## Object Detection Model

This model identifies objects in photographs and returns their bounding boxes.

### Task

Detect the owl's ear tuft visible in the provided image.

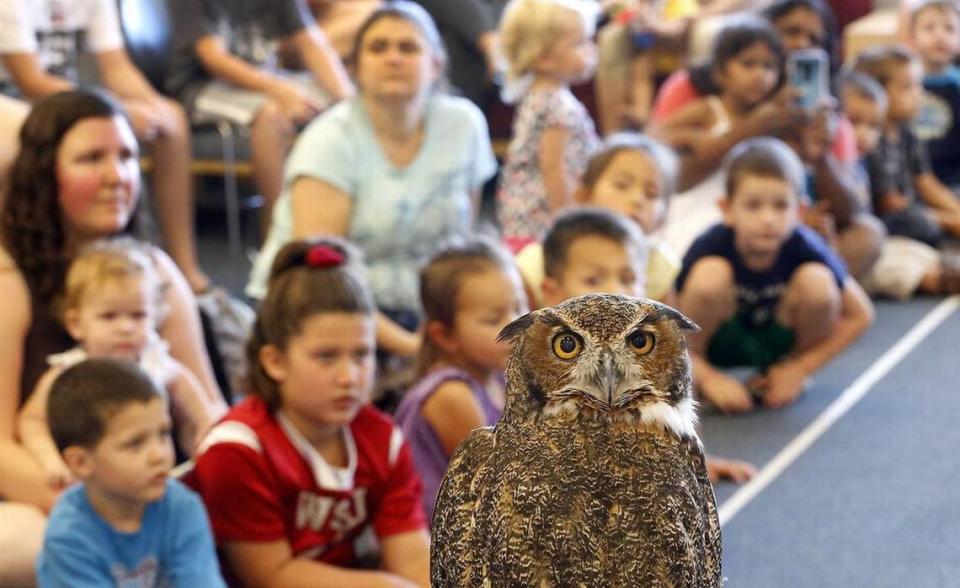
[656,305,700,333]
[497,312,535,343]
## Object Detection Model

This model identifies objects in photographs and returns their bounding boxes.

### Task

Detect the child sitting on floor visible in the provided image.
[395,237,528,520]
[189,237,429,586]
[37,358,224,586]
[676,137,874,414]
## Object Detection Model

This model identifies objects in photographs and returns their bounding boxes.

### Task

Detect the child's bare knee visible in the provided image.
[683,257,735,300]
[788,262,840,310]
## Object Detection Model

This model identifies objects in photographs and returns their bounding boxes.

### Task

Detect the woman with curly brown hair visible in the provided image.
[0,89,225,586]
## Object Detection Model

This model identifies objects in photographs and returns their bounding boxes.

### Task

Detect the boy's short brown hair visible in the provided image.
[724,137,806,199]
[48,358,162,452]
[850,44,919,89]
[542,207,649,279]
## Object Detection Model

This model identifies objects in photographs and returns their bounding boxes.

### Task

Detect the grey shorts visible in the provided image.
[182,70,331,126]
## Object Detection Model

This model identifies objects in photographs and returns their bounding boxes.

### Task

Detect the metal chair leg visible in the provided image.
[214,119,243,268]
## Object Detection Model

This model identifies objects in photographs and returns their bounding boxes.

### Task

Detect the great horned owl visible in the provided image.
[431,294,722,587]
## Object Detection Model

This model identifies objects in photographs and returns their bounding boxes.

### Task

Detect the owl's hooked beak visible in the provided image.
[596,351,621,405]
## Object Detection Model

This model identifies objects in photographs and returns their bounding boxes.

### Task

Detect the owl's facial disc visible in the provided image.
[553,348,658,410]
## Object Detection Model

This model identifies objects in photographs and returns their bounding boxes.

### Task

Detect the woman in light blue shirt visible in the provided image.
[248,1,497,356]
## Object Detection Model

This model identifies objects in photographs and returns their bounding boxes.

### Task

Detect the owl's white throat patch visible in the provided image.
[633,396,700,440]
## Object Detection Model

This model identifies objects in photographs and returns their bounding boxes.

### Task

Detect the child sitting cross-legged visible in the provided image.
[37,358,225,586]
[676,137,874,414]
[189,237,429,587]
[394,237,529,521]
[542,207,756,483]
[18,238,224,492]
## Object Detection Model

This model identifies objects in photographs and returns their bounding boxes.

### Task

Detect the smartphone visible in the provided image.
[787,48,829,112]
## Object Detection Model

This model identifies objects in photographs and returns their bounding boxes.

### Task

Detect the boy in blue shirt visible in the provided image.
[37,359,224,587]
[910,0,960,187]
[677,137,874,414]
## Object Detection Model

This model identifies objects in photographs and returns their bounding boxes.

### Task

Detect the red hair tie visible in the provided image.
[615,8,636,25]
[304,245,345,268]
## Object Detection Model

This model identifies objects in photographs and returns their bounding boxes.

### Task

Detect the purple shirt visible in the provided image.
[394,367,502,522]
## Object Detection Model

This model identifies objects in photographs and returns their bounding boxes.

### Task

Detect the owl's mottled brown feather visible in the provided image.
[431,295,722,586]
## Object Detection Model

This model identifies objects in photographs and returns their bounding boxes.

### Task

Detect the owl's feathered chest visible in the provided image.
[433,417,718,586]
[493,417,702,513]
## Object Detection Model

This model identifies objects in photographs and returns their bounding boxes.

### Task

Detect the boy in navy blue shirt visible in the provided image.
[677,137,874,413]
[910,0,960,187]
[36,359,224,587]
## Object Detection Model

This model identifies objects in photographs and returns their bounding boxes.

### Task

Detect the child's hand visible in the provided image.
[41,456,75,491]
[747,86,806,137]
[699,370,754,414]
[879,192,911,214]
[802,202,838,247]
[755,360,810,408]
[705,455,757,484]
[799,103,838,162]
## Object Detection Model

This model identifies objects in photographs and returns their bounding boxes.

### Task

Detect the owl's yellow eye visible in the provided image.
[552,332,582,360]
[628,330,655,354]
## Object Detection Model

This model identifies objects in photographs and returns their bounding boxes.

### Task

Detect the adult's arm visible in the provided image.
[95,49,164,101]
[0,258,58,509]
[0,53,73,99]
[194,35,297,95]
[291,177,421,356]
[194,34,324,123]
[0,95,28,183]
[151,249,227,409]
[291,25,354,102]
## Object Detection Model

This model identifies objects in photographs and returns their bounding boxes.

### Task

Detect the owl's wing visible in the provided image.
[430,426,496,587]
[685,438,723,586]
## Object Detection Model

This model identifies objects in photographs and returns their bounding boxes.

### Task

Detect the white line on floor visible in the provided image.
[718,295,960,527]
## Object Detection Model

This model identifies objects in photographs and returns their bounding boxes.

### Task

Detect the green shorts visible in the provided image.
[707,317,795,369]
